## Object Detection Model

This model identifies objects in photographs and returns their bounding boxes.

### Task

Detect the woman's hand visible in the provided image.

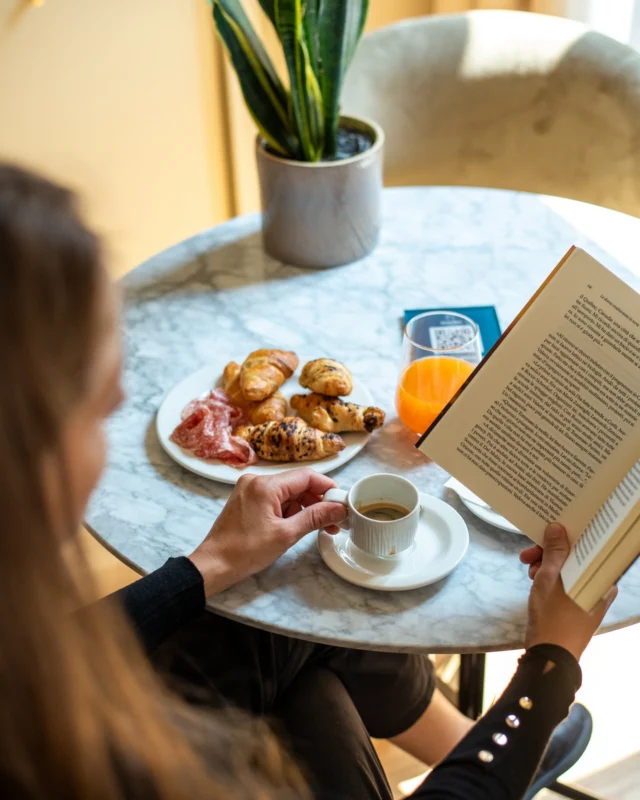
[521,522,617,661]
[188,468,347,597]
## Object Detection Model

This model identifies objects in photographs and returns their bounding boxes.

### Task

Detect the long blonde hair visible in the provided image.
[0,165,309,799]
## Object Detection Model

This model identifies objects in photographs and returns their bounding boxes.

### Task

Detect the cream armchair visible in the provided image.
[342,10,640,217]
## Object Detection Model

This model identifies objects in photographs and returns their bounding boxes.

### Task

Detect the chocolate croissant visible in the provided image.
[239,349,299,402]
[236,417,345,462]
[299,358,353,396]
[223,362,287,424]
[290,393,385,433]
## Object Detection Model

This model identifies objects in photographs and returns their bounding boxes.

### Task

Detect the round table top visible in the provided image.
[86,186,640,654]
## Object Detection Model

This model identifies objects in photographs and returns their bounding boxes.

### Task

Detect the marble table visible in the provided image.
[87,186,640,658]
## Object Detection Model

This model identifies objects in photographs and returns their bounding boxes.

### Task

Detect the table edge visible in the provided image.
[84,521,640,651]
[203,596,638,655]
[84,522,146,578]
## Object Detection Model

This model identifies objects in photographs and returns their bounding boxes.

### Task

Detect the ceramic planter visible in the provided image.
[256,116,384,268]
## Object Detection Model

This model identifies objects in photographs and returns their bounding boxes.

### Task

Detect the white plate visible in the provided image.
[317,493,469,591]
[156,361,375,484]
[444,478,523,535]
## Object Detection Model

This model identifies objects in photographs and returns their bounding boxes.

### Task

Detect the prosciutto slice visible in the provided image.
[170,389,257,468]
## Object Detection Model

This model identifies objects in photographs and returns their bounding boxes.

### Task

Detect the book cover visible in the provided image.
[404,306,502,357]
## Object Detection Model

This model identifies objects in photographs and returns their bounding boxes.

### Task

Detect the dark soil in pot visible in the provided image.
[328,126,374,161]
[265,124,374,162]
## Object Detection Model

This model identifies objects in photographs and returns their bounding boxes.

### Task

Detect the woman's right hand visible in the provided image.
[521,522,617,661]
[188,468,347,597]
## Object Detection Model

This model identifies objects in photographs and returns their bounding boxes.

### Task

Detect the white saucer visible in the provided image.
[317,493,469,591]
[444,478,523,535]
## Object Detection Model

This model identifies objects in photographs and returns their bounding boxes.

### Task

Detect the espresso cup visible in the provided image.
[323,473,421,557]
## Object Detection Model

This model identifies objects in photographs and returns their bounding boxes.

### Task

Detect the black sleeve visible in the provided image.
[408,644,582,800]
[108,557,206,652]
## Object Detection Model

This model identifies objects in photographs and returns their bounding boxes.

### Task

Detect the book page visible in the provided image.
[572,514,640,611]
[561,459,640,592]
[418,248,640,545]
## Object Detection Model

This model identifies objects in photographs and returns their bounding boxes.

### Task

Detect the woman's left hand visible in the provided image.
[523,523,616,660]
[188,468,347,597]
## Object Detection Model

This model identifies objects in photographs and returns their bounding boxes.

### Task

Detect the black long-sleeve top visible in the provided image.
[115,558,582,800]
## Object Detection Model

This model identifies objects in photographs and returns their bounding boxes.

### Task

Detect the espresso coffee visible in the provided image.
[359,502,410,522]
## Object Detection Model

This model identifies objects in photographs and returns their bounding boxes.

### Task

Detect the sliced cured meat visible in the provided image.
[181,389,228,421]
[170,389,256,468]
[192,425,257,466]
[170,406,210,451]
[181,389,247,429]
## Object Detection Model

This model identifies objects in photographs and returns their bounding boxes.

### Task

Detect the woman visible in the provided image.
[0,164,615,799]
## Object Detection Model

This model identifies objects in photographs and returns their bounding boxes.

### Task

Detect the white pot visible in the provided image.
[256,116,384,268]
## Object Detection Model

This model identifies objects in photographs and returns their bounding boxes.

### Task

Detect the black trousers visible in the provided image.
[151,610,436,800]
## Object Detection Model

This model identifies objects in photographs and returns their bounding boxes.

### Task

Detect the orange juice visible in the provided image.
[396,357,475,434]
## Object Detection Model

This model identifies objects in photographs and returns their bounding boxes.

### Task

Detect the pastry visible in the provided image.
[290,393,385,433]
[223,362,287,424]
[299,358,353,396]
[247,392,288,425]
[239,349,299,402]
[236,417,345,462]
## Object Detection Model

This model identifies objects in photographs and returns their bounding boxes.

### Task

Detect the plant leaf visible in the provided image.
[275,0,324,161]
[257,0,277,26]
[344,0,369,66]
[317,0,369,156]
[303,0,320,77]
[214,0,285,97]
[213,5,297,156]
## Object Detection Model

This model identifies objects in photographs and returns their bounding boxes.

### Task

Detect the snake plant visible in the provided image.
[210,0,369,161]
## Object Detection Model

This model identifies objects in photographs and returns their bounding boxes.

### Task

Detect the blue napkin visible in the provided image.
[403,305,502,357]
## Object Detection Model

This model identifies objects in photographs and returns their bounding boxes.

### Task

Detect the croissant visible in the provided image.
[299,358,353,396]
[290,393,385,433]
[223,362,287,424]
[239,349,299,402]
[236,417,345,462]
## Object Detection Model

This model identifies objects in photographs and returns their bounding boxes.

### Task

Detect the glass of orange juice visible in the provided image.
[396,311,482,435]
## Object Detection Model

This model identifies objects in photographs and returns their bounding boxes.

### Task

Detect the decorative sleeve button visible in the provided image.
[519,696,534,710]
[478,750,494,763]
[506,714,520,729]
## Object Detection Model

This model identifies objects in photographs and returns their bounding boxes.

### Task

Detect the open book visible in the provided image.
[417,247,640,612]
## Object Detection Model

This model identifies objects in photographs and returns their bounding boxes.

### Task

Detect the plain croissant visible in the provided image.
[223,362,287,424]
[299,358,353,396]
[290,393,385,433]
[236,417,345,462]
[240,349,299,402]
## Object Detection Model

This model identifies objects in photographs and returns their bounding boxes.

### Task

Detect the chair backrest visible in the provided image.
[342,10,640,217]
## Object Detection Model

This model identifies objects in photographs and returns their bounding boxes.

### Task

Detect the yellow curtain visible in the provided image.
[222,0,568,218]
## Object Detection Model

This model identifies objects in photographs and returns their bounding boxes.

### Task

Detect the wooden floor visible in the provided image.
[573,752,640,800]
[79,527,137,596]
[373,739,640,799]
[83,529,640,799]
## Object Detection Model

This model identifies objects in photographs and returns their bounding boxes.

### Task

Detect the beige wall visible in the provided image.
[367,0,565,17]
[0,1,568,273]
[225,0,567,216]
[367,0,432,30]
[366,0,565,26]
[0,0,232,277]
